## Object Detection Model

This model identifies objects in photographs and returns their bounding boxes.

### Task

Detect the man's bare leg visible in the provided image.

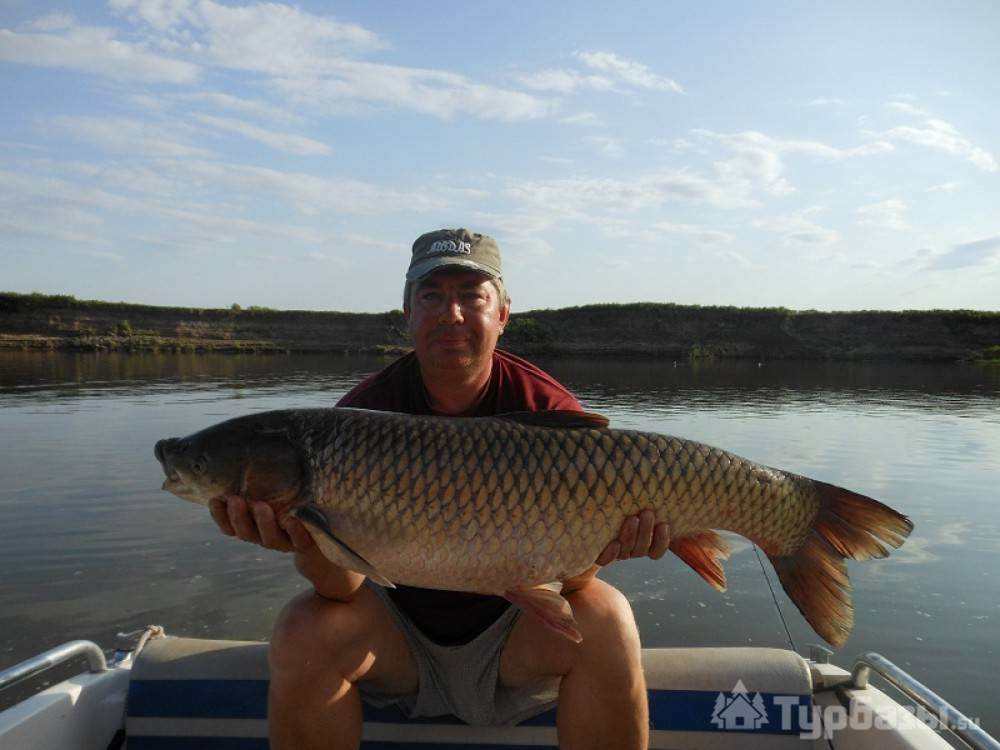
[268,586,418,750]
[500,578,647,750]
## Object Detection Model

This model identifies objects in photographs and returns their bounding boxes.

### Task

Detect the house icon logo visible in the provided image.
[710,679,769,730]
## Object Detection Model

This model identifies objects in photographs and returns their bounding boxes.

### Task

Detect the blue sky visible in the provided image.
[2,1,998,312]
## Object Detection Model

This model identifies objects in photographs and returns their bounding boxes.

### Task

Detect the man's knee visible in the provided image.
[567,580,642,666]
[269,590,372,681]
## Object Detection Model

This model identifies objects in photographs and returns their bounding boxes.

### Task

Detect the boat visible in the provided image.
[1,625,996,749]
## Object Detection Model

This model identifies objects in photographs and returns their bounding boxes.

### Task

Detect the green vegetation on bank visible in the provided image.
[0,291,351,318]
[2,291,998,361]
[533,299,1000,320]
[976,345,1000,363]
[4,291,1000,321]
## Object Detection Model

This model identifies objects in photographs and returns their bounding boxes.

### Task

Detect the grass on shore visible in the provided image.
[976,345,1000,363]
[4,290,999,320]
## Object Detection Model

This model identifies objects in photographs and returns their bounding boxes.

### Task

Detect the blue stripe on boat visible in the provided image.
[360,745,554,750]
[129,741,553,750]
[129,680,268,720]
[127,740,270,750]
[128,679,810,734]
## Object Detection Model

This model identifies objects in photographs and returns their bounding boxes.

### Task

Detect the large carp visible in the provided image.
[154,407,912,647]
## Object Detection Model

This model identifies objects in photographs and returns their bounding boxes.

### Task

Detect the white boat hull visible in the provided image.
[1,630,985,750]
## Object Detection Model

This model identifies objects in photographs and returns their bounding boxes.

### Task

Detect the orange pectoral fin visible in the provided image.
[670,531,732,592]
[504,583,583,643]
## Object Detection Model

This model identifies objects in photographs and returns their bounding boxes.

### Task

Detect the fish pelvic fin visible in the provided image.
[294,504,396,589]
[670,531,731,591]
[504,583,583,643]
[769,482,913,649]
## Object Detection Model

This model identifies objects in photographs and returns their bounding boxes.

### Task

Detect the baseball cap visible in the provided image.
[406,228,503,282]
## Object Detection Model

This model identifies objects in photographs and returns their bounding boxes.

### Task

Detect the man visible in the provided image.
[210,229,671,749]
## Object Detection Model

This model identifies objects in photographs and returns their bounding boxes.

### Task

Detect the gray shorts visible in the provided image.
[359,582,560,726]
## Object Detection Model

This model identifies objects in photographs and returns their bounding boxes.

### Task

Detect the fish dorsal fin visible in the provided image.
[496,410,609,429]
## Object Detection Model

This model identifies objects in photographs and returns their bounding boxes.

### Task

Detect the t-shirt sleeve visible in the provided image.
[335,354,421,412]
[493,349,583,413]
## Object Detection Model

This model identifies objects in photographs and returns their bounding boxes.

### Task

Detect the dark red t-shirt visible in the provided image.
[337,348,582,645]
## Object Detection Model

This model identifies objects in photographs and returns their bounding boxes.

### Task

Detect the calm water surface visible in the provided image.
[1,352,998,732]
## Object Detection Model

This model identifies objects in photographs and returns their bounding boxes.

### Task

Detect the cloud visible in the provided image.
[559,112,604,126]
[516,51,682,96]
[26,11,76,32]
[881,119,997,172]
[110,0,384,73]
[179,92,302,124]
[174,160,445,215]
[924,236,1000,270]
[308,251,351,265]
[927,181,961,193]
[584,135,624,158]
[5,4,550,123]
[0,202,108,246]
[691,129,894,200]
[192,114,332,155]
[576,51,684,93]
[516,69,612,93]
[506,168,760,215]
[51,116,213,158]
[886,100,930,117]
[157,206,327,248]
[752,210,840,246]
[4,151,446,250]
[272,61,552,121]
[695,129,894,161]
[582,216,746,267]
[653,222,735,246]
[857,199,908,231]
[0,21,200,83]
[806,97,846,107]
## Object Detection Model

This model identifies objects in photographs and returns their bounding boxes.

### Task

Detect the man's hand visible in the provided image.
[208,495,364,600]
[595,509,671,566]
[208,495,315,553]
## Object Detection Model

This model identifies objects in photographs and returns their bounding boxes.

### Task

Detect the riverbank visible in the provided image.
[2,292,998,361]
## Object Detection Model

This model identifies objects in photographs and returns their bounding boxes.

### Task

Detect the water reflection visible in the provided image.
[0,351,396,404]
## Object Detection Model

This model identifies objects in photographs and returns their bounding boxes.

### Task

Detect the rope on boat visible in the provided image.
[115,625,165,657]
[752,543,797,651]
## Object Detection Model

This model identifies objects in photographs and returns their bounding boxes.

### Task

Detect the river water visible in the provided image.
[0,351,997,733]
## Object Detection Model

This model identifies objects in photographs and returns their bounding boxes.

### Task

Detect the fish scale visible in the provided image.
[155,406,913,647]
[308,410,790,590]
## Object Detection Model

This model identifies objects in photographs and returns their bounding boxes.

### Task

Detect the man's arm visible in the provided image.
[209,496,366,601]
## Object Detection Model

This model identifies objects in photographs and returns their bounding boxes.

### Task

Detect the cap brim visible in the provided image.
[406,256,501,281]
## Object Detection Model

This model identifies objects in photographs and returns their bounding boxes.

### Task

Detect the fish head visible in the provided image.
[155,414,304,508]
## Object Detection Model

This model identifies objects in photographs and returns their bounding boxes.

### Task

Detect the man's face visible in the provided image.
[405,268,509,374]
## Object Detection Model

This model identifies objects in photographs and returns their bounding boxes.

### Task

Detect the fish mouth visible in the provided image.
[161,474,188,494]
[161,474,204,504]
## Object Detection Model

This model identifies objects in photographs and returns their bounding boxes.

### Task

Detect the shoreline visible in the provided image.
[3,291,998,362]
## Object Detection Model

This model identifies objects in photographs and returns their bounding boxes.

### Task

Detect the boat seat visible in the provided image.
[126,636,816,749]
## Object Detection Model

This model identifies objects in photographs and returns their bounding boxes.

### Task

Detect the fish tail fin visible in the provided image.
[768,481,913,648]
[670,531,731,591]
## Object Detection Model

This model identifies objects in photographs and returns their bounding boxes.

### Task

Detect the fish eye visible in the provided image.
[192,455,208,474]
